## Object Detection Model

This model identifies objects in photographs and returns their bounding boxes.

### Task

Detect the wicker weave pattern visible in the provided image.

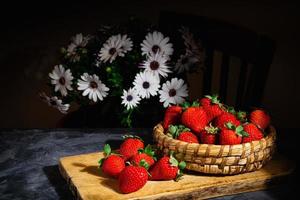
[153,123,276,175]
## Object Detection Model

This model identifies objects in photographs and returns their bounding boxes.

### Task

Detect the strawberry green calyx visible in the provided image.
[226,106,236,115]
[139,159,152,177]
[205,94,222,106]
[168,152,186,181]
[225,122,249,137]
[168,154,186,170]
[168,125,177,137]
[138,144,157,161]
[176,160,186,181]
[236,111,247,122]
[98,144,112,166]
[169,154,179,167]
[178,161,186,170]
[191,101,200,107]
[104,144,112,156]
[181,101,199,110]
[144,145,155,157]
[122,134,144,142]
[204,123,219,134]
[225,122,235,130]
[181,101,190,109]
[139,159,150,170]
[167,125,191,139]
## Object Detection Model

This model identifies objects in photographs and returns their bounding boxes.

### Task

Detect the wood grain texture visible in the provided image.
[59,152,294,200]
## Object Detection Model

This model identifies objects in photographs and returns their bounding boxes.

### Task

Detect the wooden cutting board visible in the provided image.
[59,152,294,200]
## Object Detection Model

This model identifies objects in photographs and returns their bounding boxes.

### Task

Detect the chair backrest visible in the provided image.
[158,11,275,109]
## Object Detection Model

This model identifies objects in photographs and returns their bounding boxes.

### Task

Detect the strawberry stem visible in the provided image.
[204,123,219,134]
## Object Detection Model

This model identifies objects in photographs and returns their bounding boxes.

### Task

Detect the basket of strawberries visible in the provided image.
[153,95,276,175]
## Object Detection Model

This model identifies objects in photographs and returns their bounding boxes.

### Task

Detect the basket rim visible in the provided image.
[153,122,276,148]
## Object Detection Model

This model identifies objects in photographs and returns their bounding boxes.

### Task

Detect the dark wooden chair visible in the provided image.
[158,11,276,109]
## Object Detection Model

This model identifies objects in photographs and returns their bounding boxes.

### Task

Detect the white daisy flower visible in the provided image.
[77,73,109,102]
[141,31,173,59]
[121,88,141,110]
[133,71,160,99]
[140,53,171,78]
[66,33,90,62]
[174,54,201,74]
[159,78,188,107]
[180,27,203,56]
[98,34,133,63]
[67,33,90,53]
[49,65,73,96]
[39,92,70,114]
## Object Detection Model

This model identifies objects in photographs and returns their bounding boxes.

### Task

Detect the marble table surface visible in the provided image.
[0,129,297,200]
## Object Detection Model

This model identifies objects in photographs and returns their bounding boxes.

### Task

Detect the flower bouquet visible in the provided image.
[40,19,205,127]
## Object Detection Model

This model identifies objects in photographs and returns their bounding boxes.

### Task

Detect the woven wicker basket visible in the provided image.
[153,123,276,175]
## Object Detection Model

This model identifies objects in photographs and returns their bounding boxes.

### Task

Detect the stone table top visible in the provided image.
[0,129,297,200]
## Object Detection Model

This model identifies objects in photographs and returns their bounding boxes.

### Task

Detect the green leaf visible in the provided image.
[103,144,111,156]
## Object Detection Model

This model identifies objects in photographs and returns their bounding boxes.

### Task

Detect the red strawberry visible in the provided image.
[199,97,211,108]
[131,154,154,168]
[163,106,182,130]
[119,135,144,161]
[219,123,248,145]
[181,107,208,133]
[118,165,148,194]
[130,145,156,168]
[200,95,221,107]
[200,95,224,122]
[249,109,270,129]
[226,106,248,123]
[214,112,241,129]
[149,155,186,181]
[168,125,199,143]
[199,123,219,144]
[99,144,125,178]
[178,131,199,143]
[242,123,264,143]
[205,105,224,122]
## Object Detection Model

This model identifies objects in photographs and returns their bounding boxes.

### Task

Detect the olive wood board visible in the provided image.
[59,152,295,200]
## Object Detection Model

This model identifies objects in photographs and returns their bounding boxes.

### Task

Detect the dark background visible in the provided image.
[0,0,299,129]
